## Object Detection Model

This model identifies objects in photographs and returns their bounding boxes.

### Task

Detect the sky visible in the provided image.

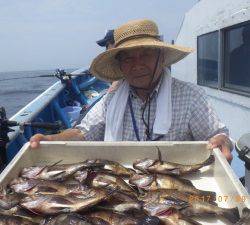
[0,0,198,72]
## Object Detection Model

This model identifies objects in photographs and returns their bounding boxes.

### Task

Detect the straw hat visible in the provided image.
[90,19,193,82]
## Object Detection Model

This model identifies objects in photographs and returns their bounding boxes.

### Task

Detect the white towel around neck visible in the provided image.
[104,69,172,141]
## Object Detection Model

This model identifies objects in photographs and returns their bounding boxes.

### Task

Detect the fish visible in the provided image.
[88,172,137,196]
[129,173,216,201]
[133,149,215,176]
[85,159,135,177]
[139,189,202,206]
[111,190,139,203]
[9,177,39,194]
[141,189,189,216]
[95,189,142,213]
[111,202,142,213]
[0,214,38,225]
[20,187,110,215]
[88,211,162,225]
[236,207,250,225]
[0,206,43,224]
[143,202,181,217]
[20,161,103,181]
[157,208,202,225]
[41,213,94,225]
[0,186,22,210]
[140,189,240,224]
[97,201,143,214]
[10,177,88,196]
[87,210,148,225]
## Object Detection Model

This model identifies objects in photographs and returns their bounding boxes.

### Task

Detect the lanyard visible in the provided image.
[128,95,141,141]
[128,95,164,141]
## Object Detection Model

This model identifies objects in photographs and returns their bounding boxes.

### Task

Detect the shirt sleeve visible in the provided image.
[75,94,109,141]
[189,88,229,141]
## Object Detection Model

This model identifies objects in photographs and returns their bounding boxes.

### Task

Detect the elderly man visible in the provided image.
[30,19,233,162]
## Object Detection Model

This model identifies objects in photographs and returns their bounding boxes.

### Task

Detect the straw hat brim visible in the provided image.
[90,37,193,82]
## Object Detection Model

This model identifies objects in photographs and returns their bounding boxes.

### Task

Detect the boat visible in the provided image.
[0,68,109,167]
[172,0,250,191]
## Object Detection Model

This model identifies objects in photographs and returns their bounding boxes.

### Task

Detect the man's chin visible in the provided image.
[130,82,150,89]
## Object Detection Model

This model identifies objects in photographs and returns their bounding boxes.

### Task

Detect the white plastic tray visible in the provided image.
[0,141,249,224]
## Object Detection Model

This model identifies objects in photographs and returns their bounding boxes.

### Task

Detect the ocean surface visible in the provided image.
[0,69,74,118]
[0,69,245,178]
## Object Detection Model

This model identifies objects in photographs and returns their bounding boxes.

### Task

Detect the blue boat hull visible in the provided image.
[6,70,109,163]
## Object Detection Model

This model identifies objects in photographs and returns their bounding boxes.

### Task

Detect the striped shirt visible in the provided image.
[76,77,228,141]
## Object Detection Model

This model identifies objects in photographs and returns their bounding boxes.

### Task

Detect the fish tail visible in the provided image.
[172,209,202,225]
[202,155,215,167]
[236,207,250,225]
[198,190,217,202]
[241,207,250,217]
[220,207,240,223]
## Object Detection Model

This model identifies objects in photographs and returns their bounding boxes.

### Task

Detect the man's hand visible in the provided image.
[208,133,233,163]
[30,134,53,149]
[29,129,85,149]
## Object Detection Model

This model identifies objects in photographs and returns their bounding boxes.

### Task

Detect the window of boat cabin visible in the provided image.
[197,31,219,88]
[224,22,250,94]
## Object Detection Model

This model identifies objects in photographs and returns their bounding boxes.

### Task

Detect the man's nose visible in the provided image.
[132,55,145,66]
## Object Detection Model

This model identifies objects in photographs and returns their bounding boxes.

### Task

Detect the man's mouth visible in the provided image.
[133,73,150,78]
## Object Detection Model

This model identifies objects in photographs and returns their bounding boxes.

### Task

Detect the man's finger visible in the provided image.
[30,141,39,149]
[29,134,45,149]
[221,146,233,162]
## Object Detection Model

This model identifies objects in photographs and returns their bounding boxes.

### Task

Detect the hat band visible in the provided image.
[115,34,162,47]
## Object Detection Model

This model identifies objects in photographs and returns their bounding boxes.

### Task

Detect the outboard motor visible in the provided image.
[235,133,250,192]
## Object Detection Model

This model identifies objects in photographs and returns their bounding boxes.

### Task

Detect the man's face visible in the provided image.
[117,48,164,88]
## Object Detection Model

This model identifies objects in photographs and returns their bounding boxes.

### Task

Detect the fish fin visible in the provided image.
[220,207,240,223]
[49,160,63,167]
[34,166,47,177]
[61,207,71,213]
[137,216,161,225]
[168,168,181,175]
[85,162,105,169]
[105,185,120,196]
[180,206,195,216]
[156,146,163,165]
[202,155,215,167]
[178,177,195,187]
[209,199,218,206]
[137,187,145,195]
[164,196,189,208]
[25,208,43,216]
[35,160,63,177]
